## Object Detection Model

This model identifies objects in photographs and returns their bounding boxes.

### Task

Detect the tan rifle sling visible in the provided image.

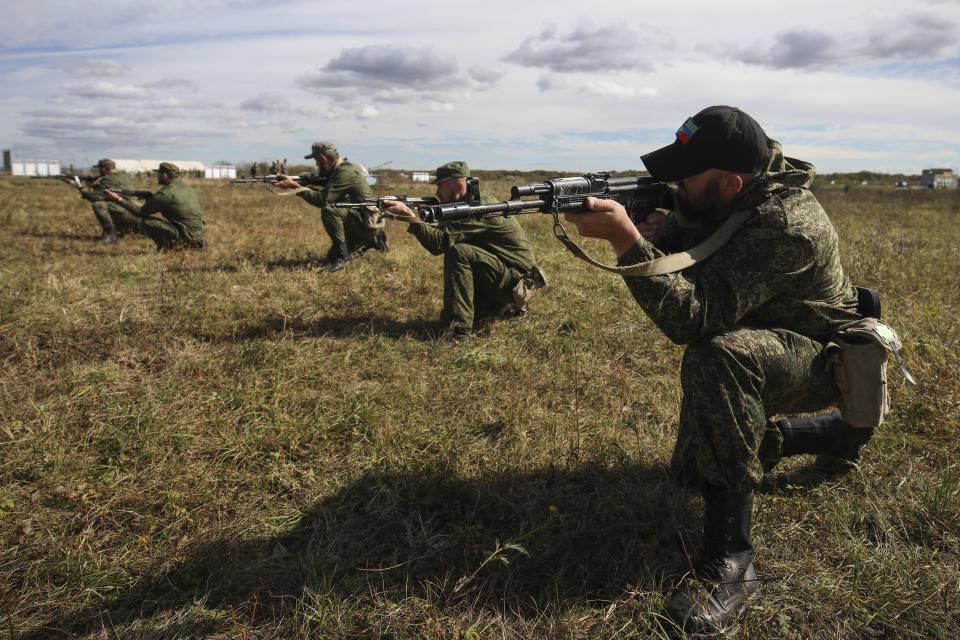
[550,208,754,277]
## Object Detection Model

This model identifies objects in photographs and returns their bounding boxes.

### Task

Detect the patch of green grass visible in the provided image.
[0,178,958,638]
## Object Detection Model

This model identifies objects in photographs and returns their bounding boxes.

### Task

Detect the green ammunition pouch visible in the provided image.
[825,318,914,429]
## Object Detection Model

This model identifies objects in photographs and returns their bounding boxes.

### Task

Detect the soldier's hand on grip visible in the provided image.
[272,176,300,189]
[635,210,668,244]
[564,197,642,257]
[382,200,417,220]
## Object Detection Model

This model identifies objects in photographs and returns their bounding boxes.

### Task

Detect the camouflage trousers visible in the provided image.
[113,210,201,250]
[672,327,838,492]
[91,201,137,234]
[442,244,523,331]
[321,207,379,256]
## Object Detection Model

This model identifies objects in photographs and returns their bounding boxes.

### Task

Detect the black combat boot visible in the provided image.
[773,411,873,471]
[665,487,758,635]
[324,243,352,273]
[96,226,118,244]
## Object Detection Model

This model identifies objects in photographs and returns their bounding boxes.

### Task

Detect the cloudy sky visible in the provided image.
[2,0,959,173]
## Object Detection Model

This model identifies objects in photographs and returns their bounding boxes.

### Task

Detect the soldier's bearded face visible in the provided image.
[676,172,724,220]
[436,179,466,204]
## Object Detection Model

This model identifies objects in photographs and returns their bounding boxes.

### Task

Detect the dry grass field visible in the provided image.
[0,174,958,639]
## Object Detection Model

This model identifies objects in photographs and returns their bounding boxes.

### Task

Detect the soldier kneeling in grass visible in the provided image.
[383,161,547,342]
[565,106,902,634]
[104,162,205,251]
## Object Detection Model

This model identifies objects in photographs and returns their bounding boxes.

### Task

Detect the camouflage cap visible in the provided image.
[94,158,116,170]
[433,161,470,183]
[153,162,180,176]
[304,141,337,159]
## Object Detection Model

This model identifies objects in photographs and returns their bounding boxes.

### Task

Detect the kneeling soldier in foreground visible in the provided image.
[384,161,547,341]
[104,162,205,251]
[565,106,879,633]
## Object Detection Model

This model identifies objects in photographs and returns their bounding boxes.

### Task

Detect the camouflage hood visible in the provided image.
[740,140,816,206]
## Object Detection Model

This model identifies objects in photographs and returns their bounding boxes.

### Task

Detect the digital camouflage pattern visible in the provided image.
[297,160,379,252]
[117,177,204,248]
[86,172,136,233]
[408,204,538,331]
[618,141,861,491]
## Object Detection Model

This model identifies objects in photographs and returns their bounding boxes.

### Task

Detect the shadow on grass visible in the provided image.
[18,230,101,242]
[17,463,695,639]
[758,457,859,495]
[218,314,441,342]
[164,263,240,274]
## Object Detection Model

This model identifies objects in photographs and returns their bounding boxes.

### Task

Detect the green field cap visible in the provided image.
[434,161,470,183]
[305,141,338,159]
[94,158,116,170]
[154,162,181,176]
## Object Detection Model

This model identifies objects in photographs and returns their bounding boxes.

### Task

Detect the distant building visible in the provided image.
[920,168,957,189]
[205,164,237,180]
[3,149,60,176]
[411,170,432,183]
[111,159,207,175]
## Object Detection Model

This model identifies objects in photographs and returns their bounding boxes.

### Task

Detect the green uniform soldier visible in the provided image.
[104,162,205,251]
[274,141,387,272]
[384,161,547,341]
[565,106,872,633]
[85,159,137,244]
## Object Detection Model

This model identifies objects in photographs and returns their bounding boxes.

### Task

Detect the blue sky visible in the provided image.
[2,0,959,173]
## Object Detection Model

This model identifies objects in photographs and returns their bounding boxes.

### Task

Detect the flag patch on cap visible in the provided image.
[676,118,699,144]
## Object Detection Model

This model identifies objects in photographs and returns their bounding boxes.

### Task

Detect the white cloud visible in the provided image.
[66,81,151,99]
[240,93,316,116]
[504,23,659,72]
[581,81,659,99]
[467,66,502,87]
[732,15,959,69]
[2,1,960,172]
[357,105,382,119]
[57,58,130,77]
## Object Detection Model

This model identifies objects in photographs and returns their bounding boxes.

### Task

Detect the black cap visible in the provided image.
[641,106,771,182]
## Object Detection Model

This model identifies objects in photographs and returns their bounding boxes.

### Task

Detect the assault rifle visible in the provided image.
[331,195,440,210]
[97,188,153,200]
[418,173,673,224]
[32,174,99,186]
[231,173,329,188]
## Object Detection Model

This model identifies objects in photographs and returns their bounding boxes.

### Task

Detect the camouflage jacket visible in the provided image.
[85,172,134,202]
[120,178,204,241]
[297,160,373,210]
[619,141,859,344]
[408,200,537,273]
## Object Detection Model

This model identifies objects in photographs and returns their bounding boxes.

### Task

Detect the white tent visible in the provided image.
[110,159,206,174]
